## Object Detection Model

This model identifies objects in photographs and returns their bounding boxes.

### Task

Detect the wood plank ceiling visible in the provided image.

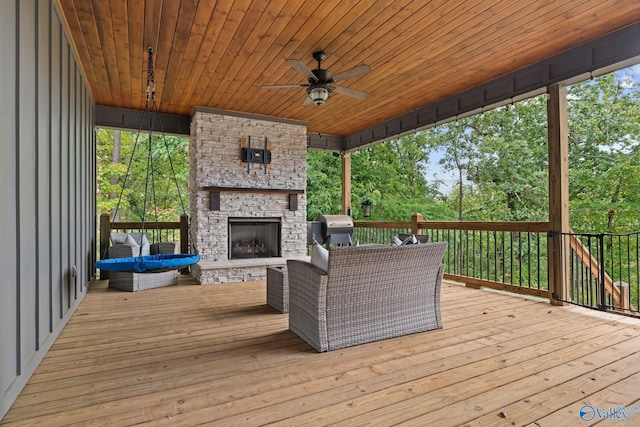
[58,0,640,137]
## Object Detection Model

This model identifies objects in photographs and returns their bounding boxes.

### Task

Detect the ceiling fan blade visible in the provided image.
[332,64,371,82]
[261,84,307,89]
[287,59,316,81]
[331,85,368,99]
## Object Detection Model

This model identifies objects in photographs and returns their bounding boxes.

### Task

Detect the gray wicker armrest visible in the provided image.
[287,259,329,352]
[151,242,176,255]
[108,244,137,259]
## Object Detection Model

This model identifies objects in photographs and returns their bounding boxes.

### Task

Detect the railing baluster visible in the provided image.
[636,233,639,310]
[536,233,541,290]
[527,232,531,287]
[479,230,483,280]
[493,231,498,282]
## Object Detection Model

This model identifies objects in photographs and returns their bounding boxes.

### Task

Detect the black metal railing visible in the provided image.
[557,231,639,316]
[354,219,639,316]
[352,225,412,246]
[429,228,549,292]
[354,221,551,298]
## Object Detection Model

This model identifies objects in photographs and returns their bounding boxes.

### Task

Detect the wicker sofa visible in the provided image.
[107,234,178,292]
[287,241,448,352]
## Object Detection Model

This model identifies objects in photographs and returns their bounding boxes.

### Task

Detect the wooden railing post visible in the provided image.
[99,213,110,280]
[548,84,570,306]
[411,213,424,235]
[614,282,630,311]
[180,214,189,254]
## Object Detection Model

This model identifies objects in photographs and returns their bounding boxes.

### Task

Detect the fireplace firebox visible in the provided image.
[228,218,281,260]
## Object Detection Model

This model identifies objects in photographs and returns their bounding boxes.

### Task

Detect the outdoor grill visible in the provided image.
[308,214,354,247]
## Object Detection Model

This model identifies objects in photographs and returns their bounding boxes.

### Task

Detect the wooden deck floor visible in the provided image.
[3,277,640,426]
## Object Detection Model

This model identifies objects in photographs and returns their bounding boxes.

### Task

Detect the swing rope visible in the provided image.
[97,47,199,271]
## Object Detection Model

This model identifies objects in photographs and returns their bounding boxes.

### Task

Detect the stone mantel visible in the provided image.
[201,186,304,194]
[203,186,304,211]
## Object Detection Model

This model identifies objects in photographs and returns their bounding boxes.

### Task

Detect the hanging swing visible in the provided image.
[95,47,200,273]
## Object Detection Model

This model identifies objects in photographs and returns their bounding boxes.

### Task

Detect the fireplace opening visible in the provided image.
[228,218,281,259]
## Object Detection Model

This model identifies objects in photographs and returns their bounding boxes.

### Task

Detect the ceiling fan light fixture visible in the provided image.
[309,86,330,105]
[262,51,371,106]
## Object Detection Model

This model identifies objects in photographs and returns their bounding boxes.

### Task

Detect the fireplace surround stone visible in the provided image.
[189,108,308,284]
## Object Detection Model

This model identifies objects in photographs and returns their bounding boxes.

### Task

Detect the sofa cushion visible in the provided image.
[111,232,150,256]
[123,234,143,256]
[391,235,416,246]
[399,233,429,244]
[131,233,150,256]
[110,232,130,245]
[392,234,426,246]
[310,242,329,272]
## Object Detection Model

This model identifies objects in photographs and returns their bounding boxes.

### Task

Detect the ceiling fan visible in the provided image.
[261,51,372,106]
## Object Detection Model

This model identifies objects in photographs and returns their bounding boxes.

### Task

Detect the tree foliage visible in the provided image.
[96,129,189,222]
[423,96,550,222]
[567,72,640,233]
[305,65,640,233]
[306,133,454,221]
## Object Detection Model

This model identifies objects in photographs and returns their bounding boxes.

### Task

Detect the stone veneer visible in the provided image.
[189,108,308,284]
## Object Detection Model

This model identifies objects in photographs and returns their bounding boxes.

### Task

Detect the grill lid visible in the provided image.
[317,214,354,236]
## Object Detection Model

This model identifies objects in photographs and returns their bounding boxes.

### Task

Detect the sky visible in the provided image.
[426,147,457,195]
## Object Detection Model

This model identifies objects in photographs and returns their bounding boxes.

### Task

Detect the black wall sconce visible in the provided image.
[361,199,372,218]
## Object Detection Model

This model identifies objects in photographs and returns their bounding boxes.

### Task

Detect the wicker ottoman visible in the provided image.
[267,266,288,313]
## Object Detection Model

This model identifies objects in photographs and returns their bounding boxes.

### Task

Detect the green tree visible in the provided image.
[468,97,549,222]
[306,134,453,221]
[568,72,640,233]
[97,128,132,217]
[423,120,479,220]
[424,96,549,222]
[306,150,343,220]
[307,66,640,230]
[96,129,189,222]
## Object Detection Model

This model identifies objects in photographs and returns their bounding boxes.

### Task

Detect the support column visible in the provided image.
[341,152,351,215]
[547,84,570,306]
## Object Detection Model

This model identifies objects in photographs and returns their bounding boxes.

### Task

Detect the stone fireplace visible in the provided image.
[189,108,308,284]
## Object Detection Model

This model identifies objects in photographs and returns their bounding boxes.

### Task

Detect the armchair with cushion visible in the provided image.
[287,242,448,352]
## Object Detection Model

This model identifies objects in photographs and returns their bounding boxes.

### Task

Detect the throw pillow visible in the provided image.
[391,236,403,246]
[123,233,142,256]
[128,233,151,256]
[399,233,429,244]
[110,232,129,245]
[310,242,329,272]
[402,234,418,245]
[140,233,151,256]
